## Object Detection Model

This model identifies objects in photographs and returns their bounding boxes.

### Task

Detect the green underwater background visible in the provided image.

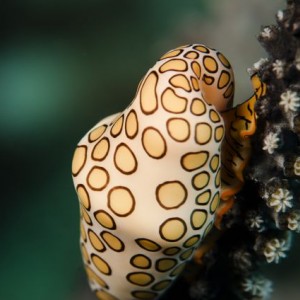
[1,0,299,299]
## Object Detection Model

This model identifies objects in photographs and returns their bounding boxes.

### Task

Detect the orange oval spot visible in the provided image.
[214,125,224,142]
[91,254,112,275]
[190,209,207,229]
[209,110,221,123]
[184,51,199,59]
[111,114,124,137]
[92,137,110,161]
[191,98,206,116]
[163,247,181,256]
[181,151,209,171]
[87,167,109,191]
[203,56,218,73]
[155,258,177,272]
[142,127,166,159]
[114,143,137,174]
[203,74,215,85]
[159,218,187,242]
[125,109,139,139]
[88,125,107,142]
[161,88,187,114]
[191,61,201,78]
[94,210,116,230]
[135,238,162,252]
[210,155,220,172]
[101,231,125,252]
[72,146,87,176]
[140,72,158,115]
[88,229,106,252]
[210,192,220,213]
[217,52,231,68]
[167,118,190,142]
[218,70,231,89]
[196,190,211,205]
[169,74,191,92]
[224,82,234,98]
[183,235,200,248]
[108,186,135,217]
[192,172,210,190]
[159,59,188,72]
[156,181,187,209]
[130,254,152,269]
[160,49,182,60]
[191,76,200,91]
[195,123,212,145]
[81,206,93,225]
[194,45,210,53]
[127,272,154,286]
[77,184,90,210]
[215,169,221,188]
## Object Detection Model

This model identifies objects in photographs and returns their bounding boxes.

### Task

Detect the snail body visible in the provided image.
[72,44,265,300]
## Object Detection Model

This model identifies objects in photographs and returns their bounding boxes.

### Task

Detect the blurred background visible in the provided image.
[1,0,299,299]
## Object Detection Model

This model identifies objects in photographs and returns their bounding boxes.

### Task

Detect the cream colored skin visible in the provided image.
[72,44,234,300]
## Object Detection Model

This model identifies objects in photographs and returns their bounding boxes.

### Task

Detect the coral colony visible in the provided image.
[186,1,300,299]
[72,0,300,299]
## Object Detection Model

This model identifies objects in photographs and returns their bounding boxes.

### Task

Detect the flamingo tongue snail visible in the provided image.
[71,44,266,300]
